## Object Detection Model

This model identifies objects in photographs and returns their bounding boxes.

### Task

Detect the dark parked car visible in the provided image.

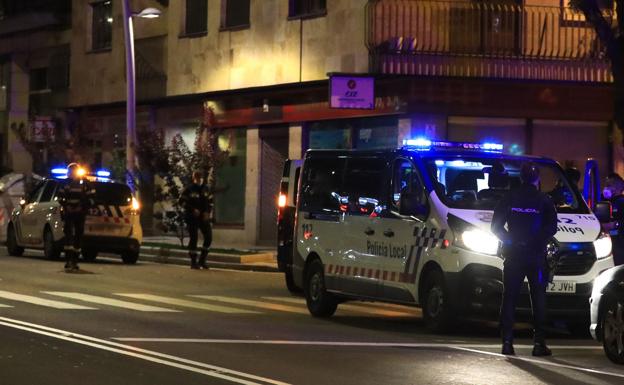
[590,265,624,364]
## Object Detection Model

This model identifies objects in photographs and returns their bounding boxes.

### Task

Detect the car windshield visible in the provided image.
[424,156,589,214]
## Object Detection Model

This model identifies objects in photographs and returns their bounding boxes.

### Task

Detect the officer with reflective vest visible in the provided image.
[491,162,558,357]
[58,163,94,272]
[179,170,213,270]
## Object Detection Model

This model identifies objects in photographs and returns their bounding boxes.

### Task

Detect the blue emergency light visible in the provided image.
[96,170,111,177]
[402,138,504,153]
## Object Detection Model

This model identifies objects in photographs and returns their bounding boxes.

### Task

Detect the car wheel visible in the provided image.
[82,249,98,262]
[121,251,139,265]
[285,266,302,295]
[6,225,24,257]
[422,270,455,333]
[304,259,337,317]
[601,295,624,364]
[43,228,62,260]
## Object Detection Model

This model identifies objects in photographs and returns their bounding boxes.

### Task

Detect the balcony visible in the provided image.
[365,0,612,82]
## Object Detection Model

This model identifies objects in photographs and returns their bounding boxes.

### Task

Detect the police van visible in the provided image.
[292,140,614,332]
[5,168,142,264]
[277,159,303,293]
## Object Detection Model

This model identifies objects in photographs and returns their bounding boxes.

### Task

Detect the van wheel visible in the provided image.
[82,249,98,262]
[285,266,302,294]
[304,259,337,317]
[601,295,624,364]
[6,225,24,257]
[43,228,62,260]
[422,270,454,333]
[121,251,139,264]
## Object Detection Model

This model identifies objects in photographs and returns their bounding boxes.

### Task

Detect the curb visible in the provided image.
[139,246,280,273]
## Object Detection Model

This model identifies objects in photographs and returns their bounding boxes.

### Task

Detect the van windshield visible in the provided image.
[424,156,589,214]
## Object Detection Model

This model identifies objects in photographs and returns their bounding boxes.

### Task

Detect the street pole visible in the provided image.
[122,0,137,192]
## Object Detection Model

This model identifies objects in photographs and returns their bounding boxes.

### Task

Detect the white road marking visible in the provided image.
[110,339,605,350]
[43,292,180,312]
[115,294,259,314]
[0,290,97,310]
[264,296,415,317]
[190,296,309,314]
[110,338,624,379]
[0,303,13,308]
[0,317,288,385]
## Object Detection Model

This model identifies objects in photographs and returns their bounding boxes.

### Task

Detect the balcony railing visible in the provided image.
[365,0,612,82]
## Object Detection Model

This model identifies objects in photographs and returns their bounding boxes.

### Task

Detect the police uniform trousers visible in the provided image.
[501,249,548,344]
[186,217,212,259]
[63,212,85,266]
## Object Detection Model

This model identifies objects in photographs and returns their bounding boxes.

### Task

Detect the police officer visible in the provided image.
[179,170,213,270]
[491,162,558,356]
[58,163,94,273]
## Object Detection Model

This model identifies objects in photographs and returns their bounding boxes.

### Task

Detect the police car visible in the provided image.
[291,139,614,332]
[5,167,142,264]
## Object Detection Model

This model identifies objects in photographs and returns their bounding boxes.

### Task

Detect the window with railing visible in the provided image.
[91,1,112,51]
[289,0,326,19]
[222,0,250,30]
[184,0,208,36]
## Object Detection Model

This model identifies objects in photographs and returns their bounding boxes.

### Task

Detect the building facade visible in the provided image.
[0,0,618,246]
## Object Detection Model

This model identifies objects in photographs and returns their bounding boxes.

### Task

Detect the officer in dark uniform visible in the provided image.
[58,163,94,272]
[179,170,213,270]
[491,162,558,356]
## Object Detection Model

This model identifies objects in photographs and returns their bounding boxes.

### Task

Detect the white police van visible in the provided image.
[292,140,614,332]
[5,168,143,264]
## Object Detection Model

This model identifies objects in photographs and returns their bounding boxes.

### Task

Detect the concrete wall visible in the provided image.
[166,0,368,95]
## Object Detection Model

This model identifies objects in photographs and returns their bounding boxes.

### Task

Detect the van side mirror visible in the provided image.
[594,201,612,223]
[399,192,428,217]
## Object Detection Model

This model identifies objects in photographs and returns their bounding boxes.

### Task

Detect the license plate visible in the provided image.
[546,281,576,293]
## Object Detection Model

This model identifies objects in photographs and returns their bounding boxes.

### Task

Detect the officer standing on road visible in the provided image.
[491,162,558,357]
[58,163,94,273]
[179,170,213,270]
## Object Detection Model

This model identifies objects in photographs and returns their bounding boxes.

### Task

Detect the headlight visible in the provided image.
[460,228,500,256]
[593,232,612,259]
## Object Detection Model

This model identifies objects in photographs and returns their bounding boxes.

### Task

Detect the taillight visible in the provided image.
[278,194,287,208]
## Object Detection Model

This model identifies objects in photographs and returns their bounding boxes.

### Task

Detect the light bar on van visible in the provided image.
[402,139,504,153]
[51,168,68,176]
[96,170,111,177]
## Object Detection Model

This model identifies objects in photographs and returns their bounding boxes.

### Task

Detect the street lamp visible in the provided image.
[121,1,162,192]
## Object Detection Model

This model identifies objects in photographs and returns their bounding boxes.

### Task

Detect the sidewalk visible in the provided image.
[139,236,279,272]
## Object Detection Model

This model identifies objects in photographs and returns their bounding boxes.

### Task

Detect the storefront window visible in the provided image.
[214,128,246,225]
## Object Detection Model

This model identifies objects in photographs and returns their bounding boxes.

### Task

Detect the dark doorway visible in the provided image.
[258,125,289,245]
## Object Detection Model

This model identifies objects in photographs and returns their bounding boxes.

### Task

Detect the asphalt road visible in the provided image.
[1,248,623,385]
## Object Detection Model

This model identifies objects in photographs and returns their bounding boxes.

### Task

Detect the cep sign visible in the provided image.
[329,75,375,110]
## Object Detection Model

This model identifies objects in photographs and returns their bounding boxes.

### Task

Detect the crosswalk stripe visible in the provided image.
[115,294,259,314]
[43,292,180,312]
[0,303,14,308]
[263,297,415,317]
[190,296,309,315]
[0,290,97,310]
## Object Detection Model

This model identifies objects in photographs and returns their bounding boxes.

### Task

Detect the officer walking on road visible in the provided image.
[491,162,558,357]
[179,170,213,270]
[58,163,94,273]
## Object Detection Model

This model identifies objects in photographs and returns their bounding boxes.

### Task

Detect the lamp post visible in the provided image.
[121,1,161,192]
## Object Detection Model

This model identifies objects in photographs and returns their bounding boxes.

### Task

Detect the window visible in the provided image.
[91,1,112,50]
[29,68,48,91]
[222,0,250,30]
[214,128,247,225]
[343,157,386,215]
[27,181,45,203]
[289,0,326,19]
[184,0,208,35]
[299,157,345,214]
[392,159,423,208]
[39,181,58,203]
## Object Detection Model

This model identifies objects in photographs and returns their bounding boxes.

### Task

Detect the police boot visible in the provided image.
[532,342,552,357]
[501,341,515,356]
[198,251,209,270]
[190,254,199,270]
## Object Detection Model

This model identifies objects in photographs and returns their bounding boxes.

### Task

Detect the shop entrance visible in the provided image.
[258,125,289,245]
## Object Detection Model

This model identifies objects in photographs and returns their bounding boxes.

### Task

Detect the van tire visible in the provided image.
[43,228,62,260]
[285,266,302,294]
[422,270,454,333]
[121,251,139,264]
[304,259,337,317]
[82,250,98,262]
[6,225,24,257]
